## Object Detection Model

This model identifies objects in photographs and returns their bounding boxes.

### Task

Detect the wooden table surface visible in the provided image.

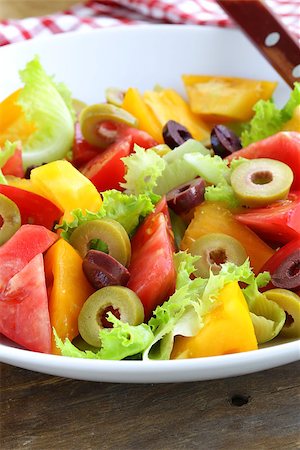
[1,2,300,449]
[0,0,79,20]
[1,361,300,449]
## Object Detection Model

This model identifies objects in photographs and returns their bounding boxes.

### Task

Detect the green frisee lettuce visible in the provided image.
[120,144,165,202]
[241,82,300,146]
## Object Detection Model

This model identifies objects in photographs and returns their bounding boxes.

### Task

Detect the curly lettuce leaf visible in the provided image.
[281,82,300,121]
[0,141,18,184]
[204,182,239,208]
[120,145,165,202]
[54,317,154,360]
[241,82,300,146]
[173,251,200,289]
[57,189,154,240]
[242,270,285,343]
[17,56,75,168]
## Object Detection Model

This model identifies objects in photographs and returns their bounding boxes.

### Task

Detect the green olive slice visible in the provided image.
[69,218,131,266]
[79,103,138,148]
[105,87,125,107]
[230,158,293,207]
[190,232,248,278]
[78,286,144,347]
[0,194,21,245]
[264,288,300,339]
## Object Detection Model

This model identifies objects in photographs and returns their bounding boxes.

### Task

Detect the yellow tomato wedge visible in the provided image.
[171,281,257,359]
[182,75,277,122]
[144,88,211,141]
[44,239,94,354]
[30,160,102,222]
[122,88,163,143]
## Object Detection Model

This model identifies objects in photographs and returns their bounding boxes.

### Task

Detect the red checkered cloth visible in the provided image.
[0,0,299,46]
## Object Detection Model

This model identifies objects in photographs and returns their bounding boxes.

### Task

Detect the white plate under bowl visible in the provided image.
[0,25,299,383]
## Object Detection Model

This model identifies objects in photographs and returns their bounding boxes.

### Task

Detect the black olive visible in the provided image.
[82,250,130,290]
[271,249,300,290]
[166,178,206,215]
[210,125,242,158]
[162,120,193,149]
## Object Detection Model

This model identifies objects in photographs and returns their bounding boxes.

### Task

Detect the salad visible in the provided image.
[0,57,299,361]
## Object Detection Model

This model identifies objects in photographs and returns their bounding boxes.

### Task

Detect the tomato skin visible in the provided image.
[0,253,51,353]
[2,147,24,178]
[0,184,63,230]
[127,212,176,320]
[119,126,157,149]
[235,192,300,245]
[0,224,58,291]
[227,132,300,190]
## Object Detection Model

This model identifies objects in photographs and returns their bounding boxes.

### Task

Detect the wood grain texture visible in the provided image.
[0,0,79,20]
[1,362,300,450]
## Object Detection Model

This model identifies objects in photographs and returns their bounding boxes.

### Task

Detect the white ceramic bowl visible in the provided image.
[0,25,299,383]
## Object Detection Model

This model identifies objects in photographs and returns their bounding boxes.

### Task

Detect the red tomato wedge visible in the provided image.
[2,147,24,178]
[119,126,157,149]
[127,211,176,321]
[227,132,300,190]
[0,224,58,291]
[0,185,63,230]
[81,135,133,192]
[0,253,51,353]
[80,128,157,192]
[235,192,300,245]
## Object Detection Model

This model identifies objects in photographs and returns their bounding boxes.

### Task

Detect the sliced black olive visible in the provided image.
[166,178,206,215]
[82,250,130,290]
[162,120,193,149]
[210,125,242,158]
[271,249,300,290]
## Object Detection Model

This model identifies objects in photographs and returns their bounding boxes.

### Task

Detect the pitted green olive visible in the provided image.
[230,158,294,207]
[105,87,125,107]
[0,194,21,245]
[78,286,144,347]
[69,218,131,266]
[264,289,300,339]
[190,233,248,278]
[79,103,138,148]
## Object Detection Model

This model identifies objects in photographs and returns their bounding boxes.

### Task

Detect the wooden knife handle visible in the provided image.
[216,0,300,88]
